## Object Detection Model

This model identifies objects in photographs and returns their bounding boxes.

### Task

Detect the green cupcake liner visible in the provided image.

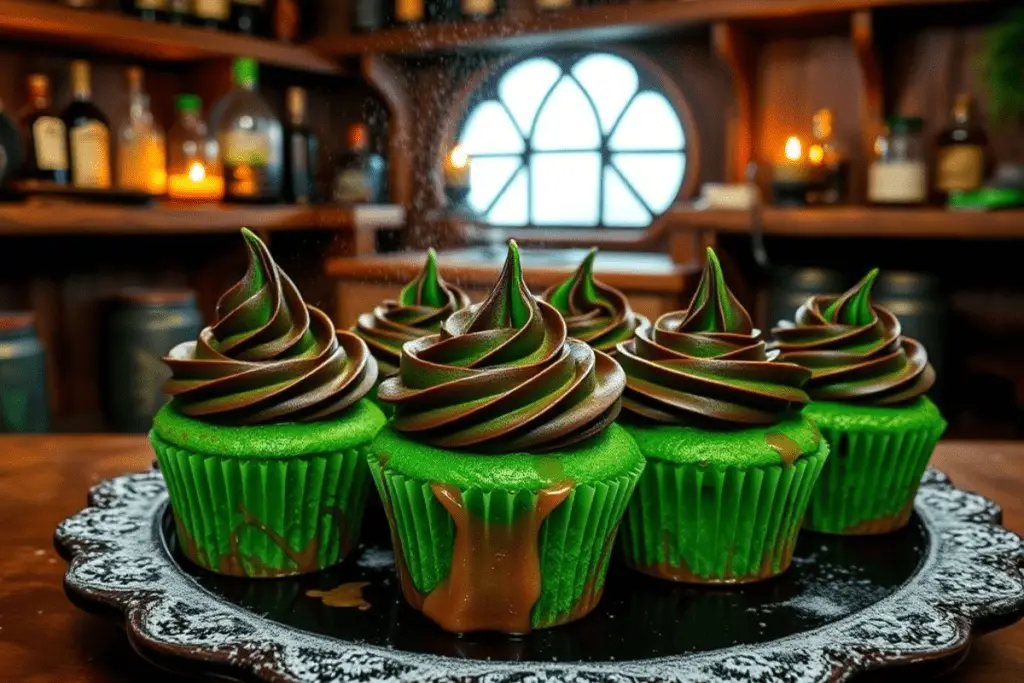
[803,422,944,534]
[620,442,828,583]
[153,436,373,578]
[368,454,641,632]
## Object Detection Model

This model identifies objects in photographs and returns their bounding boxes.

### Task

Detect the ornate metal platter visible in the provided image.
[56,469,1024,683]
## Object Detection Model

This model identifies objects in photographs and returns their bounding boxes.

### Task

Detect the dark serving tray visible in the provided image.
[55,469,1024,683]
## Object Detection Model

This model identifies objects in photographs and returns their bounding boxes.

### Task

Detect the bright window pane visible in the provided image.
[603,166,650,227]
[613,153,685,212]
[468,157,522,215]
[487,168,529,226]
[531,152,600,226]
[571,53,638,133]
[609,92,685,151]
[499,58,562,136]
[460,101,524,155]
[531,77,600,151]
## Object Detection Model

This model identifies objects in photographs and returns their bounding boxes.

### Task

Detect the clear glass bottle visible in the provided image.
[117,67,167,195]
[868,116,927,206]
[62,60,112,190]
[332,123,385,204]
[807,108,847,205]
[168,95,223,201]
[214,58,283,203]
[935,93,989,197]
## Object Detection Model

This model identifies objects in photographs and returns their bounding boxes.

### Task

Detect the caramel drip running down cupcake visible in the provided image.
[771,268,935,405]
[616,249,811,425]
[163,228,376,425]
[354,248,471,377]
[541,247,647,355]
[378,240,624,453]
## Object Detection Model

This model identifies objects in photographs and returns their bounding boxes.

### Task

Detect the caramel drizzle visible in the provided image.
[307,582,372,610]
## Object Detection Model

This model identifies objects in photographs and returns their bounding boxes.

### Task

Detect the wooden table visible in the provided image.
[1,436,1021,682]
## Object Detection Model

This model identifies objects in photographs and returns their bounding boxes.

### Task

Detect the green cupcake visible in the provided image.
[353,248,470,415]
[772,269,946,535]
[541,247,647,355]
[616,248,825,584]
[371,241,644,635]
[151,228,385,578]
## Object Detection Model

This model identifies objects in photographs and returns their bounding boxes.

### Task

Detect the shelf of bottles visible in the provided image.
[351,0,627,33]
[0,57,391,221]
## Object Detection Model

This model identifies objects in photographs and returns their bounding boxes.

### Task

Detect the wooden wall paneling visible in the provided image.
[713,21,757,184]
[360,54,413,209]
[851,9,882,204]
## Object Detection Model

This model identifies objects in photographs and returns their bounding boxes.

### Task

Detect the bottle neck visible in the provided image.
[236,79,257,93]
[31,94,50,111]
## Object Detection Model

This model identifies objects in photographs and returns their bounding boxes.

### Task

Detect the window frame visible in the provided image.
[436,47,701,239]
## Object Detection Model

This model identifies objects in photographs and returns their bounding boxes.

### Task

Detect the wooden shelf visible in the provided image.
[313,0,988,56]
[0,201,405,236]
[0,0,341,74]
[667,206,1024,239]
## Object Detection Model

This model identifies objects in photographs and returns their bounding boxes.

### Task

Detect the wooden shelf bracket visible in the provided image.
[360,54,414,210]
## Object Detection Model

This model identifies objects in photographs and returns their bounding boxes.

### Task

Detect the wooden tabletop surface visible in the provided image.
[1,435,1022,682]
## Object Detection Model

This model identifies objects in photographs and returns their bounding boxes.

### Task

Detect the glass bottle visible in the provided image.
[461,0,501,19]
[935,93,988,198]
[117,67,167,195]
[352,0,388,32]
[273,0,300,41]
[868,116,927,206]
[193,0,231,28]
[62,60,112,190]
[18,74,69,186]
[168,95,223,201]
[231,0,266,34]
[807,108,847,205]
[536,0,572,10]
[284,87,318,204]
[215,58,283,203]
[393,0,425,25]
[332,123,385,204]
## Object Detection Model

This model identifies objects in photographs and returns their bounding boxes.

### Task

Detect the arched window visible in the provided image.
[457,52,691,229]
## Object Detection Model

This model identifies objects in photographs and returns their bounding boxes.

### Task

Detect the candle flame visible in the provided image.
[784,136,803,162]
[808,144,824,165]
[188,161,207,183]
[449,144,469,170]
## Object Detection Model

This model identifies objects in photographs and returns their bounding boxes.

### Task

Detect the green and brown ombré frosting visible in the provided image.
[163,228,377,424]
[770,269,935,404]
[378,240,624,453]
[541,248,646,355]
[354,248,471,377]
[616,248,811,426]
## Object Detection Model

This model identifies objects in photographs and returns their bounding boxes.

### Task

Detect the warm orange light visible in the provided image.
[784,136,803,162]
[808,144,824,165]
[449,144,469,170]
[188,161,207,183]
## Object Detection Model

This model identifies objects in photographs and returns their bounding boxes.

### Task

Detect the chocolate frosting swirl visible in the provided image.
[163,228,377,425]
[541,248,647,355]
[616,248,811,426]
[770,269,935,405]
[354,248,471,377]
[378,240,625,453]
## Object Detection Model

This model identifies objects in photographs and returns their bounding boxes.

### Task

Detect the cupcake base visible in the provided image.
[151,400,386,578]
[368,424,645,634]
[619,416,828,584]
[802,398,946,536]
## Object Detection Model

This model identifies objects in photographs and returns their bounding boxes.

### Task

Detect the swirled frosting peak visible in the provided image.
[378,240,625,453]
[541,248,646,354]
[771,268,935,405]
[616,248,811,426]
[354,249,470,376]
[163,228,377,425]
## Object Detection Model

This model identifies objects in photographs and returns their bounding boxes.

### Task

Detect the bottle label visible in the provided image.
[868,161,927,204]
[194,0,229,19]
[334,169,371,203]
[33,117,68,171]
[71,121,111,189]
[463,0,495,12]
[396,0,424,22]
[937,145,984,192]
[225,130,272,197]
[135,0,167,9]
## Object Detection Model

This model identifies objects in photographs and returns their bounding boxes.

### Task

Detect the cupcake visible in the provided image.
[353,248,470,413]
[151,228,385,578]
[370,240,644,634]
[771,269,945,535]
[541,247,647,354]
[617,248,825,584]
